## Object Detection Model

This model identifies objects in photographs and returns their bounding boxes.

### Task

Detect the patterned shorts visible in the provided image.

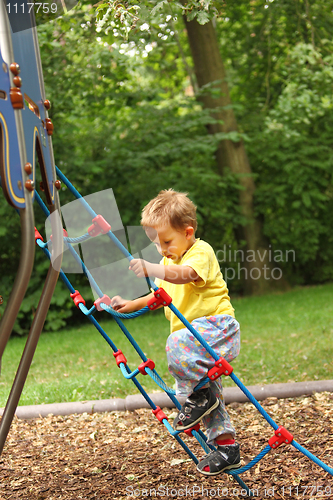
[166,314,241,443]
[166,314,240,396]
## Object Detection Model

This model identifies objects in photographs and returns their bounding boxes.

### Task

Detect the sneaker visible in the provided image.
[173,387,220,431]
[196,443,241,476]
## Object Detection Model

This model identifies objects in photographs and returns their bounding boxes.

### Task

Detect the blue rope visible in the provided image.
[119,363,140,380]
[55,166,157,291]
[55,167,97,219]
[146,368,182,410]
[29,186,206,471]
[112,315,151,362]
[194,376,211,391]
[37,224,333,482]
[145,368,176,394]
[228,445,272,475]
[64,234,91,244]
[230,372,278,430]
[172,432,199,464]
[101,302,150,319]
[192,430,211,454]
[292,440,333,475]
[34,192,105,299]
[36,239,119,354]
[36,240,75,294]
[33,205,184,423]
[230,475,255,497]
[33,169,333,491]
[168,303,219,361]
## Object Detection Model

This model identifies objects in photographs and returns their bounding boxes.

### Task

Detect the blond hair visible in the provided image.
[141,189,197,231]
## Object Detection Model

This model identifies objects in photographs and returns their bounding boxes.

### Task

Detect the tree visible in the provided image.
[2,1,333,334]
[251,42,333,285]
[182,12,274,294]
[93,0,285,294]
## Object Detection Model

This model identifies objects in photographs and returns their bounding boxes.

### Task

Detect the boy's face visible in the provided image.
[147,225,195,260]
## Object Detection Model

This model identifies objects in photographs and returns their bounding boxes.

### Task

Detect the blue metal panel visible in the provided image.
[0,1,56,208]
[11,14,56,204]
[0,41,26,208]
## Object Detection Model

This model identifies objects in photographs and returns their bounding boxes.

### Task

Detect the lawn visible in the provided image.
[0,283,332,407]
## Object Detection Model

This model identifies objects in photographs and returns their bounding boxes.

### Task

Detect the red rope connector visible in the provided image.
[152,406,168,423]
[269,426,293,449]
[147,288,172,310]
[34,227,44,243]
[113,349,127,367]
[70,290,86,308]
[138,358,155,375]
[94,294,112,311]
[208,357,233,381]
[184,423,200,436]
[88,215,111,237]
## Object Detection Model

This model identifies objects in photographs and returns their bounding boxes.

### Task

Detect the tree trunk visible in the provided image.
[183,16,285,294]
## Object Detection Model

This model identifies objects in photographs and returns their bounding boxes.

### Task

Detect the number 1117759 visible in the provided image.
[6,3,58,14]
[281,485,332,496]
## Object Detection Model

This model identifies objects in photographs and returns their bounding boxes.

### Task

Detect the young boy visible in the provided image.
[111,189,241,475]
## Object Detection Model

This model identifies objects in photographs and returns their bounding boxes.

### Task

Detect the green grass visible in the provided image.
[232,283,333,385]
[1,284,332,407]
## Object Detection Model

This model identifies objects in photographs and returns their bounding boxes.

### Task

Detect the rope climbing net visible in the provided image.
[33,166,333,497]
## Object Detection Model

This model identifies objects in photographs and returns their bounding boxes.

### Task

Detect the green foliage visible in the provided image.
[94,0,221,37]
[1,6,241,334]
[37,7,243,239]
[215,0,333,117]
[1,1,333,336]
[249,43,333,284]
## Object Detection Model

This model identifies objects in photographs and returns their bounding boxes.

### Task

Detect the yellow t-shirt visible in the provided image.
[155,239,234,333]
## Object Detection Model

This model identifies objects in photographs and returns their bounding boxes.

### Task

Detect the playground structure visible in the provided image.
[0,0,63,455]
[0,4,332,496]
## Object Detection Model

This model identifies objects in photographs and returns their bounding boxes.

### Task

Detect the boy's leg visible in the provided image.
[166,316,240,430]
[202,380,236,445]
[166,316,241,474]
[197,379,241,475]
[166,315,240,397]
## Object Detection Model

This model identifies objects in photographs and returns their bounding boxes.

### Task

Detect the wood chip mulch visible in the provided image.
[0,393,332,500]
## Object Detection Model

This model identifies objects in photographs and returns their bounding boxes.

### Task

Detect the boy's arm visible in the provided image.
[111,292,155,313]
[129,259,200,284]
